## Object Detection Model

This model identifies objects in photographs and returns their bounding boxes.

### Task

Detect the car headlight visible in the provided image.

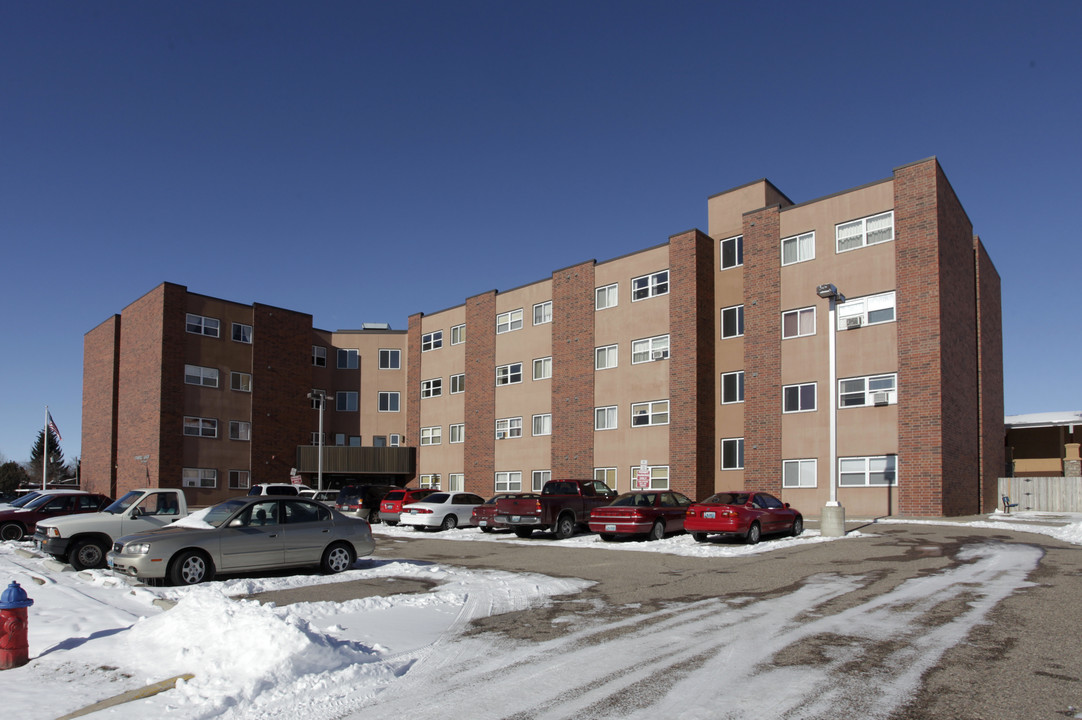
[123,542,151,555]
[47,527,62,538]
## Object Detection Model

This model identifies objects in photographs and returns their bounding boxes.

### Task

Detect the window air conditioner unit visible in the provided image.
[845,317,863,330]
[651,349,670,361]
[496,432,506,440]
[872,392,890,406]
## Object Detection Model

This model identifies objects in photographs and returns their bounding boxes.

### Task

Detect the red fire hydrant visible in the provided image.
[0,581,34,670]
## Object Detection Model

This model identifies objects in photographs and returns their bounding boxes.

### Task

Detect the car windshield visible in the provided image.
[24,493,63,510]
[103,490,144,514]
[609,493,655,507]
[337,487,362,505]
[203,499,251,528]
[423,493,449,504]
[8,492,42,508]
[384,491,405,502]
[703,493,748,506]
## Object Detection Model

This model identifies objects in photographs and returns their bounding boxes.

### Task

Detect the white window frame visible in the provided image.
[450,373,465,394]
[311,432,325,445]
[183,416,217,438]
[312,345,326,367]
[421,330,443,352]
[595,283,618,310]
[230,372,252,392]
[495,471,522,492]
[839,373,898,408]
[632,335,670,364]
[496,309,523,334]
[421,378,443,398]
[229,420,251,441]
[631,400,669,427]
[836,210,895,253]
[594,467,617,489]
[839,455,898,487]
[783,459,817,488]
[632,270,669,301]
[495,417,523,439]
[336,391,358,412]
[334,433,346,446]
[451,324,465,345]
[310,389,326,409]
[231,322,253,344]
[377,391,400,412]
[533,301,552,325]
[781,231,815,266]
[594,406,618,431]
[782,307,816,339]
[837,291,896,329]
[496,362,523,386]
[721,371,744,404]
[721,305,745,339]
[389,434,401,447]
[184,365,219,388]
[182,468,217,489]
[532,413,552,436]
[337,349,358,369]
[532,470,551,492]
[783,382,817,413]
[419,474,440,489]
[378,349,401,369]
[449,423,465,443]
[420,426,441,446]
[630,465,669,490]
[721,235,743,270]
[228,470,250,490]
[721,438,744,470]
[448,473,465,492]
[185,313,219,338]
[595,344,618,370]
[533,356,552,380]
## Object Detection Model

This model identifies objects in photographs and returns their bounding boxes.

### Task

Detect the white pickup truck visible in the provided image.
[34,488,189,570]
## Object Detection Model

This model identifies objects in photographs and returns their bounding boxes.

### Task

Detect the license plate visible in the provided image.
[605,524,616,532]
[511,515,520,522]
[704,511,715,519]
[409,509,418,514]
[106,557,115,569]
[479,520,488,526]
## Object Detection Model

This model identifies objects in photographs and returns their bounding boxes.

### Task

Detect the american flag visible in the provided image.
[48,411,62,440]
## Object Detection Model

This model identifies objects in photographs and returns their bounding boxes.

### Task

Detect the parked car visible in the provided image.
[472,493,539,533]
[1,489,78,511]
[684,491,803,544]
[0,491,111,541]
[588,491,694,541]
[247,483,311,497]
[380,488,439,526]
[401,492,486,531]
[495,479,617,539]
[299,489,339,506]
[335,484,398,523]
[106,496,375,585]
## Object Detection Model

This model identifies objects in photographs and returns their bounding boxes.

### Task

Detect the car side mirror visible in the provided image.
[228,518,245,528]
[130,507,143,518]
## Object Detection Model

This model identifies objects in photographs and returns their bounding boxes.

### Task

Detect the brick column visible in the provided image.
[81,315,121,497]
[406,313,423,484]
[551,261,595,479]
[976,238,1004,510]
[464,292,496,491]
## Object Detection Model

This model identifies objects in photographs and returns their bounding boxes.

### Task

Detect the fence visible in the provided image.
[997,476,1082,512]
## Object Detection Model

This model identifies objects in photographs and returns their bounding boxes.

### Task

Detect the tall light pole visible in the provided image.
[307,390,326,491]
[816,283,846,537]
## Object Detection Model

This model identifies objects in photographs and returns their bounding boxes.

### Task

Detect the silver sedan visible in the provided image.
[106,496,374,585]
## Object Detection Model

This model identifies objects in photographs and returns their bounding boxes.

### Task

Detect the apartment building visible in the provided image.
[82,157,1002,516]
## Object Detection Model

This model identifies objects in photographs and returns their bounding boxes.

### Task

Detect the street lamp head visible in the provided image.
[816,283,839,299]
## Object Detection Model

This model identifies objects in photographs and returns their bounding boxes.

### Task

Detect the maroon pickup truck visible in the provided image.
[495,479,617,539]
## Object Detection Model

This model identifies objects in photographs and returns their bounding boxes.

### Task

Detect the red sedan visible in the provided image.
[588,491,694,541]
[0,491,111,541]
[684,491,802,544]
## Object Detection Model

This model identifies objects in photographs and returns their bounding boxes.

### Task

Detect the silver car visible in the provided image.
[106,496,374,585]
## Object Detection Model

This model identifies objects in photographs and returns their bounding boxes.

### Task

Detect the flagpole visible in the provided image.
[43,405,49,491]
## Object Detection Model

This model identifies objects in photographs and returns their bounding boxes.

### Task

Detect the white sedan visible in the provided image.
[401,492,486,531]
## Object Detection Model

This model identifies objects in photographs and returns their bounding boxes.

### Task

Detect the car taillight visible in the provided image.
[413,508,433,514]
[534,500,542,512]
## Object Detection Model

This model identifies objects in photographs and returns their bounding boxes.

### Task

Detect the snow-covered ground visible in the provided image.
[0,510,1077,720]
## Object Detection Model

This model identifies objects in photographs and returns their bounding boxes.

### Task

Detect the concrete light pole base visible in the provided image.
[820,504,847,537]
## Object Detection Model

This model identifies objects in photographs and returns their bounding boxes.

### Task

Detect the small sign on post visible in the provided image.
[636,460,650,490]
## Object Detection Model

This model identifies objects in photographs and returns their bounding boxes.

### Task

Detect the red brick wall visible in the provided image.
[81,315,121,497]
[668,230,715,499]
[551,261,596,479]
[742,206,783,494]
[406,313,422,484]
[464,292,496,491]
[976,238,1004,512]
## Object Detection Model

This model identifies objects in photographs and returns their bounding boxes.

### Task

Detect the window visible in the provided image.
[336,391,358,412]
[595,344,618,370]
[185,313,219,337]
[837,211,894,252]
[183,416,217,438]
[421,378,443,398]
[839,455,897,486]
[532,414,552,436]
[229,421,251,441]
[839,373,898,407]
[595,406,618,431]
[312,346,326,367]
[533,301,552,325]
[781,231,815,266]
[783,382,817,413]
[389,434,401,447]
[721,438,744,470]
[495,471,522,492]
[496,362,523,386]
[838,291,896,329]
[496,309,523,334]
[594,467,617,489]
[182,468,217,488]
[448,473,464,492]
[184,365,219,388]
[337,349,358,369]
[631,400,669,427]
[232,323,253,344]
[422,331,443,351]
[419,474,440,489]
[377,391,400,412]
[595,283,618,310]
[721,305,744,338]
[721,235,743,270]
[228,470,250,490]
[451,324,465,345]
[532,470,551,492]
[721,371,744,404]
[632,335,669,364]
[379,349,400,369]
[782,307,815,339]
[449,424,465,443]
[231,372,252,392]
[420,426,441,446]
[310,390,326,409]
[450,373,465,394]
[372,436,387,447]
[334,433,345,445]
[631,465,669,490]
[632,270,669,301]
[783,459,817,488]
[311,432,324,445]
[496,417,523,439]
[349,436,361,446]
[533,357,552,380]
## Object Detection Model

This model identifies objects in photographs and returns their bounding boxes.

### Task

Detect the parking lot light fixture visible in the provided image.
[307,390,326,491]
[816,283,846,538]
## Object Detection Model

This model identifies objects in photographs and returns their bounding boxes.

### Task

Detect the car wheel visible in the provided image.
[513,527,533,539]
[479,525,493,533]
[647,520,665,541]
[745,522,762,545]
[321,542,355,574]
[692,532,708,543]
[69,539,108,570]
[440,514,458,531]
[369,510,382,525]
[599,533,616,542]
[169,550,214,586]
[0,522,24,542]
[385,520,398,527]
[791,516,804,537]
[553,514,575,540]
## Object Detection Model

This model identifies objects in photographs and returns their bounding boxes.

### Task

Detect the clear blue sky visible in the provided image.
[2,1,1079,465]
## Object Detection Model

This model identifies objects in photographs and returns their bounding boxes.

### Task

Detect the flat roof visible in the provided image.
[1005,411,1082,429]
